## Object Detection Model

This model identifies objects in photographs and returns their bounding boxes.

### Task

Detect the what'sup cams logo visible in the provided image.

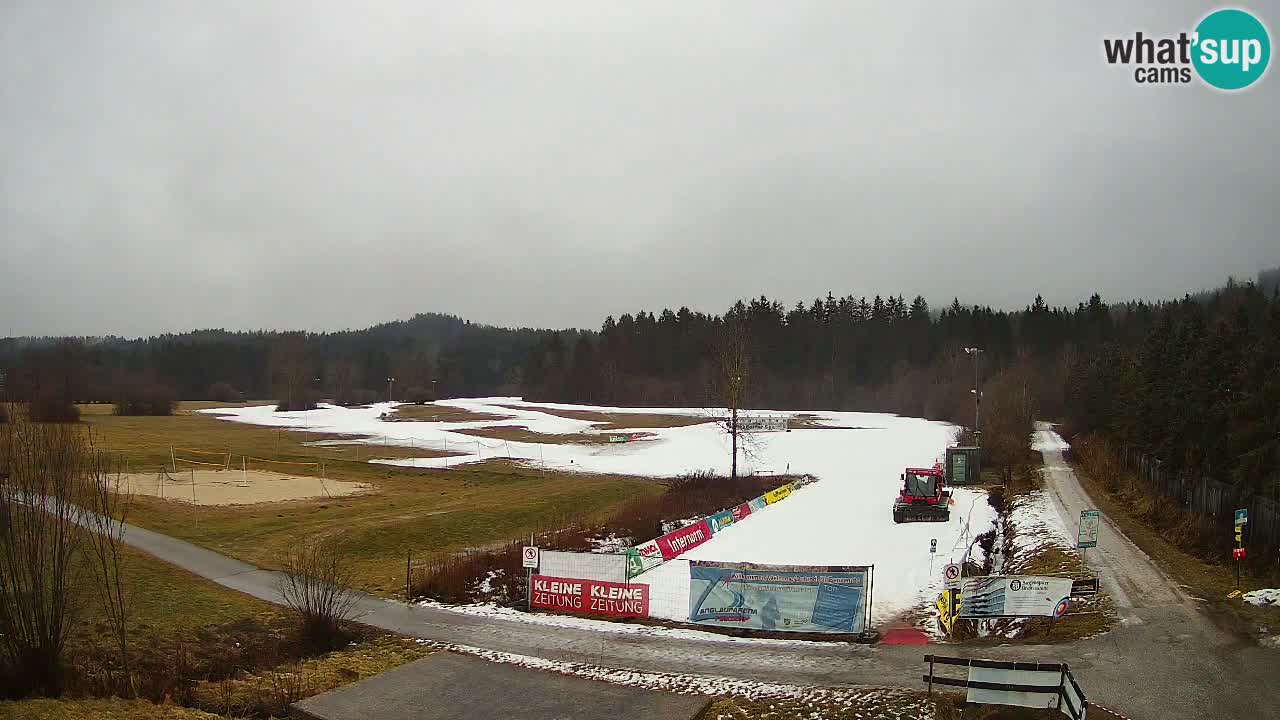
[1104,8,1270,90]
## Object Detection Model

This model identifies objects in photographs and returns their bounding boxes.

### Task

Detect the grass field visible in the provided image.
[449,425,654,445]
[387,403,514,423]
[494,404,711,430]
[80,403,661,596]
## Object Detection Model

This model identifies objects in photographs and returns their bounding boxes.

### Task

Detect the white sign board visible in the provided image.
[538,550,628,583]
[943,563,962,589]
[959,576,1073,619]
[1077,511,1100,549]
[967,666,1067,713]
[736,416,789,433]
[522,546,539,569]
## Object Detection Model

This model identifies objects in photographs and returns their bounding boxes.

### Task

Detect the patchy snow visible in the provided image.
[1243,588,1280,607]
[1007,489,1075,559]
[1031,427,1070,452]
[204,397,996,625]
[415,600,850,647]
[407,636,932,714]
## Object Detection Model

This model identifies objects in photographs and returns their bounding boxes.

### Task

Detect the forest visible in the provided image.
[2,269,1277,499]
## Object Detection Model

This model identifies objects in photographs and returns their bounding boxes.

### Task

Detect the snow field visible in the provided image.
[204,398,997,625]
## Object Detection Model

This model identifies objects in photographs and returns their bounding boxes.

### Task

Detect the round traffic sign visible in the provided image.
[944,563,960,581]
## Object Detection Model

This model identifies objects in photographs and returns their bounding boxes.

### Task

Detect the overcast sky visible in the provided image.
[2,2,1277,337]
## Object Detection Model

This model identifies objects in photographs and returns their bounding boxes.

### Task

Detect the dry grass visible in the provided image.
[495,404,710,430]
[386,403,514,423]
[76,406,660,596]
[0,699,225,719]
[449,425,654,445]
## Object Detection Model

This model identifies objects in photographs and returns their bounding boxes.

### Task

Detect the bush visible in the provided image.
[114,383,176,416]
[277,536,358,650]
[275,391,320,412]
[0,404,7,424]
[207,382,242,403]
[28,387,80,423]
[401,386,435,404]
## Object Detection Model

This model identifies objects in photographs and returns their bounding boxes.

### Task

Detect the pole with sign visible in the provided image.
[1233,509,1247,589]
[523,540,538,609]
[929,538,937,573]
[1077,510,1100,564]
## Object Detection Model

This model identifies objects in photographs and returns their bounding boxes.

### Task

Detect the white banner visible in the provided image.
[959,576,1073,619]
[538,550,628,584]
[736,416,788,432]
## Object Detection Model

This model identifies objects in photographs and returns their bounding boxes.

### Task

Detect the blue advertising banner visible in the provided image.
[748,496,768,513]
[688,561,870,634]
[708,510,735,533]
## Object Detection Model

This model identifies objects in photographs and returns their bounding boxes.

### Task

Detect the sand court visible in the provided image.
[121,469,371,506]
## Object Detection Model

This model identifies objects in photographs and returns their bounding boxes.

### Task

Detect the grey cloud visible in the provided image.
[2,1,1276,336]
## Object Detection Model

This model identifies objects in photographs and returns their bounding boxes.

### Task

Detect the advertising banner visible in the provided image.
[737,416,788,432]
[656,519,712,559]
[958,576,1073,619]
[763,484,792,505]
[530,575,649,618]
[708,510,735,533]
[748,496,768,512]
[688,561,869,633]
[538,550,628,584]
[730,502,753,522]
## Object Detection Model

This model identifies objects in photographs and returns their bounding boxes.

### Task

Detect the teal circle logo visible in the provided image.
[1192,9,1271,90]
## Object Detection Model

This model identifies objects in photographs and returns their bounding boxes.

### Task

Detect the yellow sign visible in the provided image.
[1227,590,1242,599]
[763,484,792,505]
[1236,532,1243,542]
[936,589,961,635]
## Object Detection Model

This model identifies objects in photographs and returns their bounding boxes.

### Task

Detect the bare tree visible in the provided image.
[0,410,90,696]
[83,435,135,696]
[708,315,755,480]
[276,535,358,647]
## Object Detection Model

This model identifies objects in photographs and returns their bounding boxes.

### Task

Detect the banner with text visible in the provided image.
[763,484,793,504]
[958,576,1073,619]
[688,561,870,634]
[708,510,735,533]
[656,519,712,559]
[730,502,753,522]
[530,575,649,618]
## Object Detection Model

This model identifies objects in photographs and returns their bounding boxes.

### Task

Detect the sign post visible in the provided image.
[1233,508,1247,589]
[929,538,937,573]
[523,542,538,609]
[1076,510,1100,563]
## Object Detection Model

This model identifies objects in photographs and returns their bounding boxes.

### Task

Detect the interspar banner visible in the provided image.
[530,575,649,618]
[763,484,792,504]
[730,502,752,522]
[958,576,1072,619]
[656,519,712,559]
[709,510,735,533]
[688,561,870,634]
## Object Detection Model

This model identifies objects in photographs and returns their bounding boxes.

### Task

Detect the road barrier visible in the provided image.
[924,655,1087,720]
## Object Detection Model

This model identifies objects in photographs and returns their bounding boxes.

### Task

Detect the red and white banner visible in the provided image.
[530,575,649,618]
[633,539,661,559]
[656,519,712,560]
[730,502,752,522]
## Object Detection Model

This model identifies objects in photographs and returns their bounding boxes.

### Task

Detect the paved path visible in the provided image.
[115,432,1278,720]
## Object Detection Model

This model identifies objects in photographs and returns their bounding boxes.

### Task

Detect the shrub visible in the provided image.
[207,382,242,403]
[28,387,80,423]
[114,382,177,416]
[277,536,358,650]
[275,391,320,412]
[401,385,435,404]
[0,404,7,424]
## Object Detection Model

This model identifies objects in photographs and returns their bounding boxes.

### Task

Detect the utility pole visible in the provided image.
[964,347,983,446]
[386,376,396,404]
[431,378,438,400]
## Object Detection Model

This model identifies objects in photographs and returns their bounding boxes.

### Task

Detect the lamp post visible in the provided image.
[963,347,983,446]
[386,377,396,404]
[431,379,438,401]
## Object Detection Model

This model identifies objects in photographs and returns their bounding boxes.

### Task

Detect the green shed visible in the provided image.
[946,446,981,486]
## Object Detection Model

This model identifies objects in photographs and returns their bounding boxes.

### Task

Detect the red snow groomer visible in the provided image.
[892,464,952,523]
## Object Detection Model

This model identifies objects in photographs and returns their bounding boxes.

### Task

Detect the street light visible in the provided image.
[386,377,396,404]
[431,378,438,401]
[963,347,983,446]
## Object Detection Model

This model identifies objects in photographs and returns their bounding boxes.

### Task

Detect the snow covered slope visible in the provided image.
[203,398,995,622]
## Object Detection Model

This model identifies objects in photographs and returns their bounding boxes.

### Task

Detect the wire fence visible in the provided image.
[1118,445,1280,558]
